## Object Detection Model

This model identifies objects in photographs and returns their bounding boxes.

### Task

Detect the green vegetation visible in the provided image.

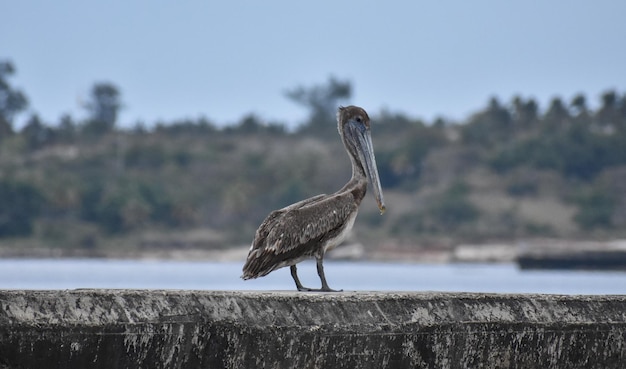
[1,59,626,254]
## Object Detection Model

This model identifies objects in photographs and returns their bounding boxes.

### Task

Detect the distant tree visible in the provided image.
[402,181,480,234]
[0,61,29,140]
[492,120,615,180]
[225,113,286,135]
[543,97,570,130]
[285,76,351,134]
[155,117,217,136]
[558,124,612,179]
[375,109,417,134]
[234,113,263,134]
[79,179,177,233]
[461,97,512,145]
[21,114,51,150]
[618,94,626,131]
[264,121,287,135]
[512,96,539,129]
[83,82,122,135]
[57,114,77,142]
[595,90,623,131]
[574,188,615,230]
[430,181,480,230]
[0,180,43,237]
[486,97,512,125]
[570,94,587,116]
[600,90,617,110]
[123,144,167,169]
[378,122,447,188]
[432,117,447,129]
[523,98,539,123]
[131,120,148,135]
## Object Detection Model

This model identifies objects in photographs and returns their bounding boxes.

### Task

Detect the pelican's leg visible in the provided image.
[316,256,342,292]
[290,265,313,291]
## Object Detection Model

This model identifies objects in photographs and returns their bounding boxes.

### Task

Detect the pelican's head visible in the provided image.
[337,106,386,214]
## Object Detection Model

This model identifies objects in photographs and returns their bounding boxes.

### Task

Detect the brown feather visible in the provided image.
[241,190,360,279]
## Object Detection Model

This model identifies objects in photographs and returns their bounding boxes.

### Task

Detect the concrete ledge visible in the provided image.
[1,290,625,368]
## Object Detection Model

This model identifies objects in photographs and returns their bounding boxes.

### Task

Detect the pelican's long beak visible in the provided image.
[356,128,386,214]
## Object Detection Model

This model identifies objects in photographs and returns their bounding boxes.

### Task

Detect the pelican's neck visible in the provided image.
[337,136,368,204]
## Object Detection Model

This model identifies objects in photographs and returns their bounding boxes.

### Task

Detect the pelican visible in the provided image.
[241,106,386,292]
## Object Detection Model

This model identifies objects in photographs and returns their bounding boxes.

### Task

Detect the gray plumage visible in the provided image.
[241,106,385,292]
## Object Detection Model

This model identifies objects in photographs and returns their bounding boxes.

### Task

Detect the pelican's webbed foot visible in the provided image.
[298,285,343,292]
[298,286,343,292]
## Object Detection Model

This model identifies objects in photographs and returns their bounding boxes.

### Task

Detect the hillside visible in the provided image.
[2,62,626,259]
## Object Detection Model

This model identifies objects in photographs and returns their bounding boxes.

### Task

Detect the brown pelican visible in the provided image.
[241,106,386,292]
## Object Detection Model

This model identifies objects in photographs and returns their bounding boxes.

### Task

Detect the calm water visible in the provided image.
[0,259,625,294]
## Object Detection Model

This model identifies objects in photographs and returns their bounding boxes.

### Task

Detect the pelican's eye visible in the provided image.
[355,116,362,123]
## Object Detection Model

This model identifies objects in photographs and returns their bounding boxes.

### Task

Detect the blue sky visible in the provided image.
[3,1,626,128]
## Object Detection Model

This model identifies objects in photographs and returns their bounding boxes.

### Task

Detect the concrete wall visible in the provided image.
[0,290,625,368]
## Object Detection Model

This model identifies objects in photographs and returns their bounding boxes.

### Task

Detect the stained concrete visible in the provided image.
[0,290,625,368]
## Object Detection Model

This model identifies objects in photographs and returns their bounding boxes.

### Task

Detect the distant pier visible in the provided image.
[1,290,625,368]
[517,239,626,271]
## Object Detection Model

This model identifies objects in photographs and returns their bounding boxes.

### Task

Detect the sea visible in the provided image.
[1,258,625,294]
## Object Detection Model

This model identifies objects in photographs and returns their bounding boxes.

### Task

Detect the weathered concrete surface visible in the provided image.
[0,290,625,368]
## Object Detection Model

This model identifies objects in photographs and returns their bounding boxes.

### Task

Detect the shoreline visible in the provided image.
[2,239,626,268]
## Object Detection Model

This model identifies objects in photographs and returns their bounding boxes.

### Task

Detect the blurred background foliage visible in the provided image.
[1,59,626,253]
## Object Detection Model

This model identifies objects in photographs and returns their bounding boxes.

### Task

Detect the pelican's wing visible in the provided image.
[267,192,357,253]
[242,192,357,279]
[251,194,327,251]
